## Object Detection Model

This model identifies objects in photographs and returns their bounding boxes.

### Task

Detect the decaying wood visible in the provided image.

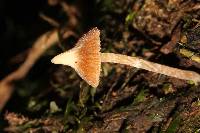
[160,24,181,54]
[3,0,200,132]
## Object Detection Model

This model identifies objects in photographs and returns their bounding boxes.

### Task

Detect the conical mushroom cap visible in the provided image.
[51,28,101,87]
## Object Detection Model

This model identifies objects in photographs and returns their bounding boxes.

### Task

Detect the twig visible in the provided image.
[0,29,74,110]
[0,0,79,110]
[39,13,60,27]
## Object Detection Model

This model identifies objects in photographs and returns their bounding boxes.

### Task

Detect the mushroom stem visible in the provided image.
[101,53,200,83]
[51,28,200,87]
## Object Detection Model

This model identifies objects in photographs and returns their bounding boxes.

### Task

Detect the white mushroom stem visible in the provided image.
[51,28,200,87]
[101,53,200,83]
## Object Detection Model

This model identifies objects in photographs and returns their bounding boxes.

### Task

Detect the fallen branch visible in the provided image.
[0,29,75,110]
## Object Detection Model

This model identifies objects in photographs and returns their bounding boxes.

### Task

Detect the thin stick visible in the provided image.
[39,13,60,27]
[0,30,74,110]
[101,53,200,83]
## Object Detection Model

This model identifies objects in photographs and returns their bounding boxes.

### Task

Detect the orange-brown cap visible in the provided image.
[51,28,101,87]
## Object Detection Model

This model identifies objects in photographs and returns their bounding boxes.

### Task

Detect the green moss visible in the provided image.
[194,128,200,133]
[179,48,200,63]
[133,89,148,104]
[64,98,75,120]
[27,99,48,112]
[192,98,200,107]
[179,48,194,58]
[191,54,200,63]
[50,101,61,114]
[162,83,175,94]
[165,115,181,133]
[125,12,136,24]
[101,0,116,11]
[78,83,90,107]
[148,113,163,122]
[187,80,196,85]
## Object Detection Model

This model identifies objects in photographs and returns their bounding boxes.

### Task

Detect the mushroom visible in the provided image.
[51,27,200,88]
